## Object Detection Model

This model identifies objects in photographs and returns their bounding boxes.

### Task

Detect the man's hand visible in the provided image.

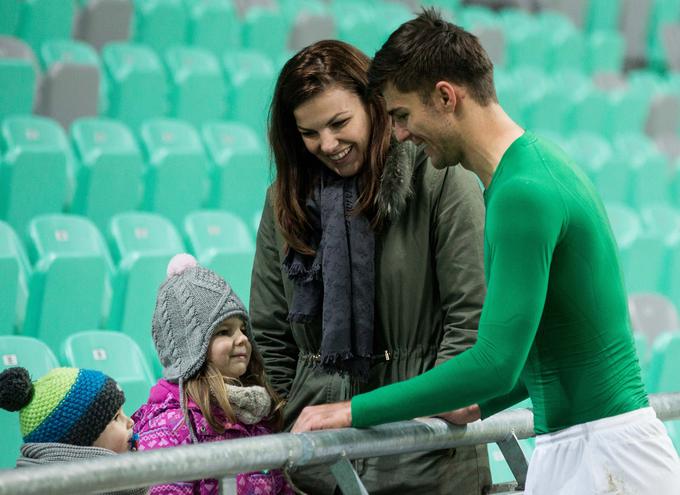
[291,401,352,432]
[435,404,481,425]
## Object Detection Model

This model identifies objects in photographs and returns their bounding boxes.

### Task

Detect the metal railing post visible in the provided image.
[329,456,369,495]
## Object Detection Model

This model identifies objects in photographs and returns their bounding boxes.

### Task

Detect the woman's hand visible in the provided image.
[291,401,352,432]
[434,404,481,425]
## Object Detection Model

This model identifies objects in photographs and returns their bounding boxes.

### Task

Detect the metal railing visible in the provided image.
[1,392,679,495]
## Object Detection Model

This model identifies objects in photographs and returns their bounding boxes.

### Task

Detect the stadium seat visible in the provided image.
[241,5,289,60]
[0,36,38,120]
[640,203,680,243]
[564,131,613,183]
[645,93,680,139]
[284,0,337,51]
[0,116,70,237]
[36,39,101,129]
[101,43,168,130]
[107,211,184,370]
[73,0,132,51]
[0,221,30,335]
[0,335,59,469]
[605,202,641,248]
[0,0,21,35]
[646,330,680,394]
[184,210,255,306]
[608,86,651,137]
[586,30,625,75]
[221,49,275,138]
[668,243,680,310]
[138,118,210,228]
[629,293,680,342]
[69,117,144,231]
[23,214,112,352]
[331,2,383,58]
[164,46,226,126]
[13,0,75,52]
[201,121,270,222]
[566,87,612,137]
[184,0,241,55]
[61,330,155,415]
[132,0,187,54]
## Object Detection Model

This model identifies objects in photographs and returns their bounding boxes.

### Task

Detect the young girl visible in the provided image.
[0,366,145,495]
[133,253,293,495]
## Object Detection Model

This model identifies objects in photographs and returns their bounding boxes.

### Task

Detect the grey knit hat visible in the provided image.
[152,253,250,382]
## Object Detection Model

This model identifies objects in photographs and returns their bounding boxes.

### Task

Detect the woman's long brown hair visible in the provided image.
[268,40,392,255]
[185,342,285,433]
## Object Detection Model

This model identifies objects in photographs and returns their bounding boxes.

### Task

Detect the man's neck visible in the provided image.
[459,104,524,188]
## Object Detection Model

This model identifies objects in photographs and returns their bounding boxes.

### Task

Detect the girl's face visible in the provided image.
[93,407,134,453]
[208,317,252,379]
[293,85,371,178]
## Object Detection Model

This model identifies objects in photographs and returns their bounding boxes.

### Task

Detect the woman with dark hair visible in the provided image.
[250,39,490,494]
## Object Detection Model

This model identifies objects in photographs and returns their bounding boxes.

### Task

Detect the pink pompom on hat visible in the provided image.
[166,253,198,277]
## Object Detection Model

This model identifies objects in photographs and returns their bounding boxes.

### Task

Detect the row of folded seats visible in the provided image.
[0,115,270,236]
[0,209,256,375]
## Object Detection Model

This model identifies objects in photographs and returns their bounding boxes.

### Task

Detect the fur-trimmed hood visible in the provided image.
[375,138,425,222]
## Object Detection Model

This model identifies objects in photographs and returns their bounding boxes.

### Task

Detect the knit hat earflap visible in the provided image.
[0,367,125,446]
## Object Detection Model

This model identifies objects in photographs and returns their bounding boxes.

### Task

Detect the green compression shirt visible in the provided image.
[352,132,648,434]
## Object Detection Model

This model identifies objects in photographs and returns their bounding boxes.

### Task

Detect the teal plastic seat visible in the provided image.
[487,438,534,485]
[0,36,37,119]
[604,202,641,249]
[0,221,30,335]
[623,236,669,294]
[107,212,184,370]
[608,86,651,138]
[23,214,112,352]
[668,243,680,311]
[164,46,226,126]
[0,335,59,469]
[586,0,622,33]
[222,50,275,138]
[332,2,383,56]
[14,0,75,52]
[241,6,289,60]
[132,0,187,54]
[139,118,210,229]
[0,116,70,237]
[566,87,612,137]
[184,210,255,306]
[102,43,168,130]
[201,121,270,222]
[611,133,663,206]
[184,0,240,56]
[646,331,680,394]
[564,132,612,183]
[61,330,155,415]
[539,12,587,73]
[70,118,144,232]
[36,39,101,129]
[641,204,680,243]
[630,153,671,209]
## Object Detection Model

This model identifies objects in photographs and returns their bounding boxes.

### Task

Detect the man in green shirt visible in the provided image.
[292,9,680,493]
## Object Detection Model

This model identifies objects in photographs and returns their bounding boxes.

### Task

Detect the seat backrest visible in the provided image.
[0,36,38,119]
[0,221,30,334]
[23,214,112,351]
[73,0,133,51]
[132,0,188,54]
[0,335,59,468]
[70,117,144,231]
[139,118,209,228]
[61,330,155,415]
[0,116,70,237]
[164,46,226,126]
[185,0,240,56]
[14,0,75,52]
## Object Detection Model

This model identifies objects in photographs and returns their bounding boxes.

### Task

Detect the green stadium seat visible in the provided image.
[565,132,613,183]
[107,211,184,371]
[138,118,210,228]
[102,43,168,130]
[332,2,382,57]
[0,0,21,35]
[0,36,38,119]
[487,436,534,485]
[501,9,549,70]
[641,203,680,243]
[132,0,187,54]
[647,0,680,70]
[586,30,625,75]
[23,214,112,352]
[69,118,144,232]
[36,39,101,129]
[605,202,641,248]
[623,236,669,294]
[241,6,289,60]
[538,12,587,73]
[646,330,680,394]
[201,121,270,222]
[184,0,240,55]
[611,133,665,206]
[61,330,155,415]
[0,116,70,237]
[668,241,680,310]
[630,153,671,208]
[566,87,612,137]
[282,0,337,52]
[184,210,255,306]
[608,85,651,137]
[0,335,59,469]
[164,46,226,126]
[14,0,75,52]
[0,221,30,335]
[221,50,275,138]
[586,0,623,33]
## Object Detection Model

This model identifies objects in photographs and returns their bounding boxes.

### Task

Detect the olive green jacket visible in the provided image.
[250,141,490,494]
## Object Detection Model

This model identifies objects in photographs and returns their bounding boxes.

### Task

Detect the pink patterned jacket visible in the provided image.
[132,380,293,495]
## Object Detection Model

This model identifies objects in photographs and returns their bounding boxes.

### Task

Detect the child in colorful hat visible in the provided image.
[0,366,146,495]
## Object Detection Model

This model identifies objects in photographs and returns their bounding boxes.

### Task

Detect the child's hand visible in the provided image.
[434,404,481,425]
[291,401,352,432]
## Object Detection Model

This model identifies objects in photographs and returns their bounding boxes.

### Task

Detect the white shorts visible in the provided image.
[524,407,680,494]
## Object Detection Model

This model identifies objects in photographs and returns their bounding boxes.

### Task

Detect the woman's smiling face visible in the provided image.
[293,85,371,178]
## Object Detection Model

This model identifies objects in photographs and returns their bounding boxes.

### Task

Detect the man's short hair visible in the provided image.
[368,8,497,105]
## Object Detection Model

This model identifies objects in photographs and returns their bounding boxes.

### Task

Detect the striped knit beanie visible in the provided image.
[0,367,125,446]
